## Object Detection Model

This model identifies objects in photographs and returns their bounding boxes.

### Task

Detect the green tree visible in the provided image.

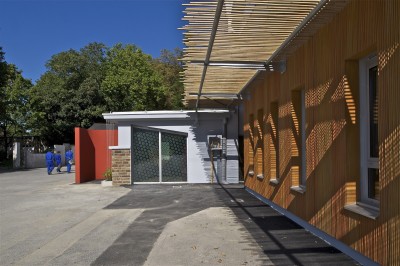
[28,43,182,145]
[153,48,184,109]
[0,48,7,120]
[29,43,108,144]
[101,44,167,111]
[0,47,33,156]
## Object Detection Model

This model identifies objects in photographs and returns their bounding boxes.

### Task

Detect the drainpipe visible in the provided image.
[221,117,228,184]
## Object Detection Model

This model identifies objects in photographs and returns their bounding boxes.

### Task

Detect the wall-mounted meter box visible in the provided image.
[207,135,222,150]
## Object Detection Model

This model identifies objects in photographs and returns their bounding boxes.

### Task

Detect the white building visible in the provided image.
[103,109,241,185]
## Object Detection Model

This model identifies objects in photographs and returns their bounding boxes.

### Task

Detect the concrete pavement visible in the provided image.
[0,167,133,265]
[0,168,359,265]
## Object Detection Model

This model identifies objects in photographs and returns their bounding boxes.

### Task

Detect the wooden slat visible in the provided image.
[243,0,399,264]
[181,0,321,100]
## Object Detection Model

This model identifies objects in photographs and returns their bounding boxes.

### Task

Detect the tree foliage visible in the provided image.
[152,48,184,109]
[101,44,167,111]
[28,43,184,145]
[29,43,108,144]
[0,47,33,155]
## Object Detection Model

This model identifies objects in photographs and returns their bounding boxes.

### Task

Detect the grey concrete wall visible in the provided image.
[54,145,66,165]
[13,142,21,168]
[23,148,46,168]
[226,139,239,183]
[20,144,75,169]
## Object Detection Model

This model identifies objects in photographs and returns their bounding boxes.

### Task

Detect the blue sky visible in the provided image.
[0,0,187,83]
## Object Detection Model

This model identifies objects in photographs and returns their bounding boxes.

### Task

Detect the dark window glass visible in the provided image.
[161,132,187,182]
[249,114,254,172]
[132,128,160,182]
[368,168,380,200]
[369,66,378,158]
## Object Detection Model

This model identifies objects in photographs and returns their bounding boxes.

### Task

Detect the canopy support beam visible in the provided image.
[195,0,225,111]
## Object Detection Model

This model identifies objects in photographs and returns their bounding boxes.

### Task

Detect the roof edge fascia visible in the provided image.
[264,0,331,66]
[103,109,231,121]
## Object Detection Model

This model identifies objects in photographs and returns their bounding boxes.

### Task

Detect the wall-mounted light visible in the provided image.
[279,60,287,74]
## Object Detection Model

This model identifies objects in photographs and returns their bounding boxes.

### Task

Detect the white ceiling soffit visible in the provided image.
[180,0,349,107]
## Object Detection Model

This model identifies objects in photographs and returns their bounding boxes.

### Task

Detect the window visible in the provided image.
[269,102,279,183]
[256,109,264,179]
[290,89,306,192]
[360,54,379,207]
[248,114,255,177]
[132,127,188,183]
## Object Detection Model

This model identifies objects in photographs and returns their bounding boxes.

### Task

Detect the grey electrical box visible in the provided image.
[207,135,222,150]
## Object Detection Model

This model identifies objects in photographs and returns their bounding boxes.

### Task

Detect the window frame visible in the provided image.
[300,89,306,187]
[131,126,188,184]
[248,114,255,177]
[256,109,264,179]
[269,101,279,184]
[290,89,306,193]
[359,53,379,207]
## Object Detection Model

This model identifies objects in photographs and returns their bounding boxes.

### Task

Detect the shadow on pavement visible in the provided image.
[215,184,359,266]
[92,183,359,266]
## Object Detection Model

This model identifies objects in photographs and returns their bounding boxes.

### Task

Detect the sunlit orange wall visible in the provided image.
[243,0,399,264]
[75,128,118,183]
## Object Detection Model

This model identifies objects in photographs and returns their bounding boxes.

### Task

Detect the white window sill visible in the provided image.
[344,202,379,220]
[269,179,279,185]
[290,185,306,194]
[257,174,264,179]
[248,171,254,177]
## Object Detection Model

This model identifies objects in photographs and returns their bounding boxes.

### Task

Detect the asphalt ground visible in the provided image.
[0,167,359,266]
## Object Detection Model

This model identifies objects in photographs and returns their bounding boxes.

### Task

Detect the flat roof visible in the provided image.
[103,109,231,120]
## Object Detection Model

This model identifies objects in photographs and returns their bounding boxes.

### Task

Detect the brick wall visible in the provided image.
[111,149,131,186]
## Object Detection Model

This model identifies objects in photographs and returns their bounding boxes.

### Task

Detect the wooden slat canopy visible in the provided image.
[181,0,349,108]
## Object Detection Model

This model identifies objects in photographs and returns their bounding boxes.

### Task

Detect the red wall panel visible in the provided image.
[88,130,118,180]
[75,128,118,183]
[75,128,95,183]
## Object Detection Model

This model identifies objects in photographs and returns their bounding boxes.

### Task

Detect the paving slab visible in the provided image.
[93,184,359,266]
[0,167,131,265]
[144,207,269,266]
[0,168,360,266]
[214,185,361,266]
